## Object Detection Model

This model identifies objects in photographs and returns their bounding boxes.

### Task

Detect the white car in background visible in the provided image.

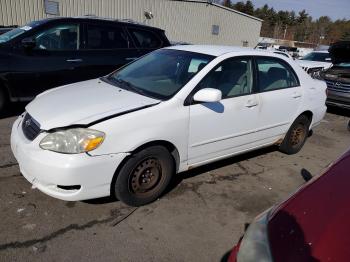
[272,50,294,59]
[11,45,327,206]
[297,51,332,76]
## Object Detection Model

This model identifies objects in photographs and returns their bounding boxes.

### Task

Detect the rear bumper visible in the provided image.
[326,90,350,109]
[11,115,128,201]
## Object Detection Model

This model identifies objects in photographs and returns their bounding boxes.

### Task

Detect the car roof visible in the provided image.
[166,45,295,61]
[166,45,254,56]
[32,16,164,31]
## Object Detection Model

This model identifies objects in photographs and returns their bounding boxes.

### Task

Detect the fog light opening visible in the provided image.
[57,185,81,191]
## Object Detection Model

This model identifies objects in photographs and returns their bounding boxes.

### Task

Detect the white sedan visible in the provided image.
[11,45,327,206]
[297,51,332,76]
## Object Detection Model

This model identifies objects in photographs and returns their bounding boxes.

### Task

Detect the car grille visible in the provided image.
[22,113,41,141]
[325,80,350,93]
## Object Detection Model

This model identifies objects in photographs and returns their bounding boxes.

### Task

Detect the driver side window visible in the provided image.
[197,57,253,99]
[34,24,79,50]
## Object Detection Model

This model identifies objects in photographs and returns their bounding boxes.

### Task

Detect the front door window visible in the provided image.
[197,57,254,98]
[34,24,79,50]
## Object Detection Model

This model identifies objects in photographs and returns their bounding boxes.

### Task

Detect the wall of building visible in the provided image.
[0,0,262,47]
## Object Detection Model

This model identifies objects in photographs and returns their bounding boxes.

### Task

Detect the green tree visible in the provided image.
[222,0,232,8]
[225,1,350,44]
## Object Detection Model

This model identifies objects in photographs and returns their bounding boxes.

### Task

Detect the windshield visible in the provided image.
[336,63,350,68]
[301,52,330,62]
[107,49,214,100]
[0,20,43,43]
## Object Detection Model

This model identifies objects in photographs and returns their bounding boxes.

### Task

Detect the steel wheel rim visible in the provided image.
[290,124,306,147]
[129,158,162,196]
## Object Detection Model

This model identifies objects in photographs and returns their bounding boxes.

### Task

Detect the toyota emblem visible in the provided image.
[25,119,31,127]
[334,82,341,87]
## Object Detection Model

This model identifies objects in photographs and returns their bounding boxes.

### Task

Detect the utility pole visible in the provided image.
[283,25,288,39]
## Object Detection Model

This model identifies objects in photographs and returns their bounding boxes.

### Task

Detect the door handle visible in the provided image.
[66,58,83,62]
[126,57,138,61]
[245,99,258,108]
[292,92,302,98]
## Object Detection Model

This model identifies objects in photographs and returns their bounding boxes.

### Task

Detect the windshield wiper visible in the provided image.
[101,75,163,100]
[113,78,149,97]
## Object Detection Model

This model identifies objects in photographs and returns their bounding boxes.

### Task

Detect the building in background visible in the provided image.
[0,0,262,47]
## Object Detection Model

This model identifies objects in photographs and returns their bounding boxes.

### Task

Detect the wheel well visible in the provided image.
[109,140,180,197]
[300,110,313,123]
[0,81,7,95]
[0,81,11,102]
[131,140,180,172]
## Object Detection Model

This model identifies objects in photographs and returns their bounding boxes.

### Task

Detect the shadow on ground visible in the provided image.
[164,146,277,197]
[83,146,278,206]
[327,106,350,117]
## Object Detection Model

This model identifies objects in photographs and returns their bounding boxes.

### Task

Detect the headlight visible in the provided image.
[237,209,273,262]
[40,128,105,154]
[308,67,324,79]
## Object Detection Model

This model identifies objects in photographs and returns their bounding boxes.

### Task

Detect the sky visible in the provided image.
[247,0,350,20]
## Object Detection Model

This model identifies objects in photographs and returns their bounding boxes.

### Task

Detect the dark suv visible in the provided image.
[0,17,170,112]
[321,41,350,109]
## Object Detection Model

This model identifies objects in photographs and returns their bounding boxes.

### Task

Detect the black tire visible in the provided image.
[0,88,7,115]
[279,115,311,155]
[114,146,174,206]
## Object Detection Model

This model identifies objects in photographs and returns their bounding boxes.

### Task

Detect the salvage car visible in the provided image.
[321,41,350,109]
[297,51,332,76]
[227,147,350,262]
[11,45,327,206]
[0,16,170,112]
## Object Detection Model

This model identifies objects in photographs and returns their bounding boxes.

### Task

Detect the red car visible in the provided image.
[228,148,350,262]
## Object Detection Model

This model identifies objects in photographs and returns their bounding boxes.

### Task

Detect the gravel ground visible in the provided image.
[0,105,349,262]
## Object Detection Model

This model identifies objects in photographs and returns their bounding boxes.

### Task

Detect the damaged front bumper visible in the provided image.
[10,115,128,201]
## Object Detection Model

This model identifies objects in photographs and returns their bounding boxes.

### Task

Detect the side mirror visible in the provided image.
[193,88,222,103]
[21,37,36,49]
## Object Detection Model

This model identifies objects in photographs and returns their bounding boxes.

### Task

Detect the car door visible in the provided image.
[187,57,261,165]
[77,22,139,79]
[254,56,302,143]
[8,22,83,98]
[127,27,164,57]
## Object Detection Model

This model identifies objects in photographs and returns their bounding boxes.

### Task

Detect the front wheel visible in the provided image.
[114,146,174,206]
[279,115,311,155]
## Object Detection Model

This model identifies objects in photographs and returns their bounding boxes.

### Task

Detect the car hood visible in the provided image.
[329,41,350,64]
[268,149,350,261]
[297,59,331,69]
[26,78,160,130]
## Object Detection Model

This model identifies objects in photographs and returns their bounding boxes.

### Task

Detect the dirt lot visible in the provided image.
[0,106,349,262]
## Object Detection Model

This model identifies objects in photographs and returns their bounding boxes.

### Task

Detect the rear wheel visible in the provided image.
[114,146,174,206]
[279,115,310,155]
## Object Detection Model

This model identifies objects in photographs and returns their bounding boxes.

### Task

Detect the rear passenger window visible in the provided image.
[129,28,161,48]
[256,58,299,91]
[86,24,129,49]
